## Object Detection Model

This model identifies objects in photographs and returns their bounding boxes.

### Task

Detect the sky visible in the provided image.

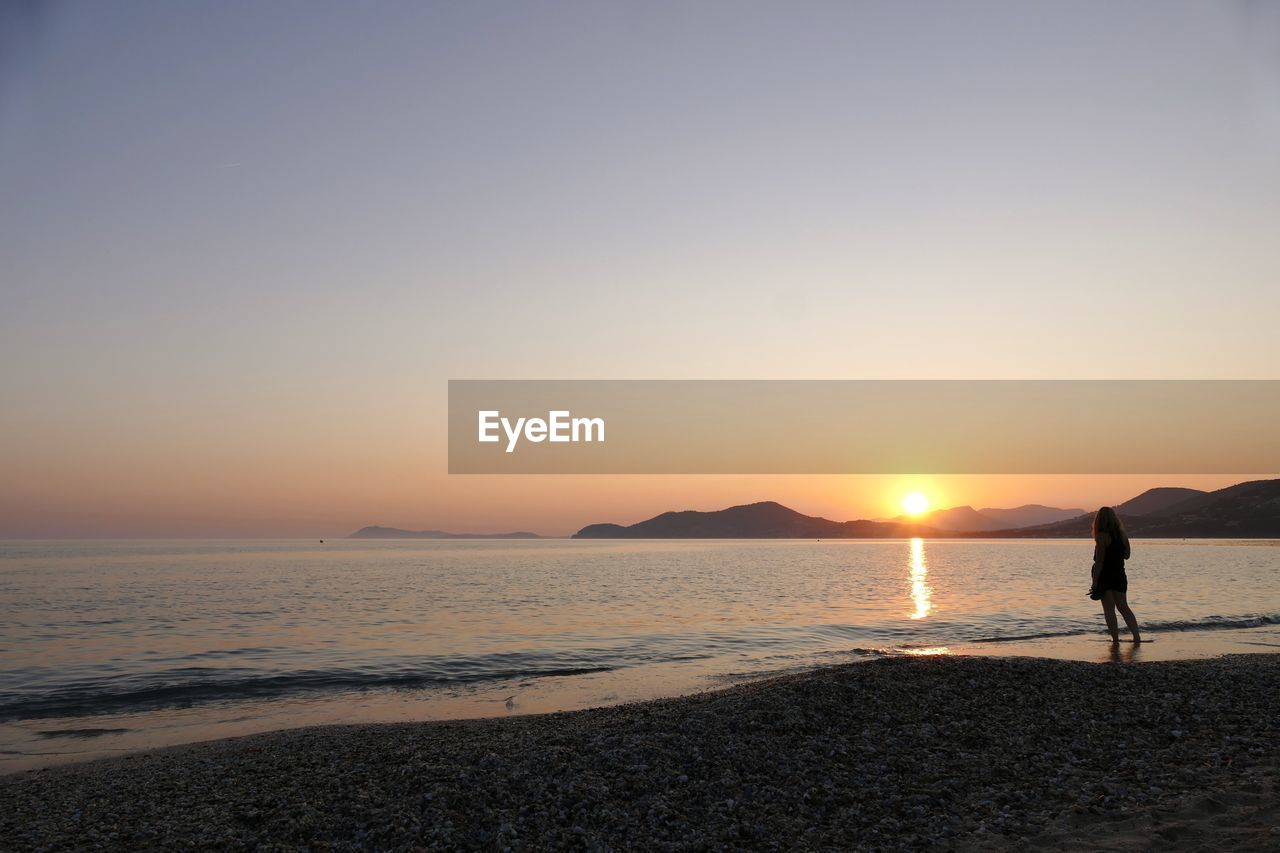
[2,1,1278,537]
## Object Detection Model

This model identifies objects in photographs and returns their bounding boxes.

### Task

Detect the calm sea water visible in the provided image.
[2,538,1279,770]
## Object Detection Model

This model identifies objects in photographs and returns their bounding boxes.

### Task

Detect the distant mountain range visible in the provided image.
[351,480,1279,540]
[887,503,1087,533]
[572,479,1280,539]
[350,526,541,540]
[574,502,939,540]
[994,480,1280,538]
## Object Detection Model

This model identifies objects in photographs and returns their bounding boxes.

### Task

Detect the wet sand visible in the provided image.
[2,653,1277,850]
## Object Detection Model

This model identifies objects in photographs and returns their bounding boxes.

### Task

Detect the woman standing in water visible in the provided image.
[1089,506,1142,643]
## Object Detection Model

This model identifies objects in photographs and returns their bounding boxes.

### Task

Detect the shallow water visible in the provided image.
[2,538,1278,771]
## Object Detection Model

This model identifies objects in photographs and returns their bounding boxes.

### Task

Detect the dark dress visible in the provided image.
[1094,534,1130,593]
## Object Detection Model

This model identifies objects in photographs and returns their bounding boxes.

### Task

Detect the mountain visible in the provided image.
[350,526,542,539]
[573,480,1280,540]
[1122,479,1280,537]
[977,504,1087,528]
[988,480,1280,538]
[887,504,1086,531]
[896,505,1003,532]
[574,501,938,539]
[1115,487,1206,518]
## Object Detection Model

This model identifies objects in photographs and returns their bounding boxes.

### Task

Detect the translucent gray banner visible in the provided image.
[448,380,1280,474]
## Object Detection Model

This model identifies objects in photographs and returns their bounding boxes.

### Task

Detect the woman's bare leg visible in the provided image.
[1101,591,1120,643]
[1112,590,1141,642]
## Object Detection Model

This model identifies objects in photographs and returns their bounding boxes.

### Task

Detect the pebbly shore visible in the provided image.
[2,654,1278,851]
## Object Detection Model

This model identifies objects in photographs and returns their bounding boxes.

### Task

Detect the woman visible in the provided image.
[1089,507,1141,643]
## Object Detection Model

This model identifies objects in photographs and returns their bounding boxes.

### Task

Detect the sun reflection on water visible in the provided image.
[909,537,933,620]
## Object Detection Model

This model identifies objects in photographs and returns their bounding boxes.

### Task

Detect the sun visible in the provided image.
[902,492,930,516]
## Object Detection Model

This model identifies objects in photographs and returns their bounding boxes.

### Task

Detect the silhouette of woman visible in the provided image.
[1088,507,1141,644]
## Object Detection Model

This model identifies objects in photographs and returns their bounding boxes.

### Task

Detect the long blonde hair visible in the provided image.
[1092,506,1130,555]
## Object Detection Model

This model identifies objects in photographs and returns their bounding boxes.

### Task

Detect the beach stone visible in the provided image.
[2,654,1278,852]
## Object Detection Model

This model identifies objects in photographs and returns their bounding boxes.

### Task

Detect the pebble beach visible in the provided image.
[3,653,1277,851]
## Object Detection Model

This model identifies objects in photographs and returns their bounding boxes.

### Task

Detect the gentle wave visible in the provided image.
[970,613,1280,644]
[0,664,617,721]
[36,728,132,739]
[5,613,1276,721]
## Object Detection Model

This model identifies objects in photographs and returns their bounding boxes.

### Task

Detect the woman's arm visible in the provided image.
[1091,533,1109,585]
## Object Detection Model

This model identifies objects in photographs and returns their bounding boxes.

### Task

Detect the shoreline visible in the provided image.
[4,625,1276,777]
[3,653,1277,850]
[3,624,1277,776]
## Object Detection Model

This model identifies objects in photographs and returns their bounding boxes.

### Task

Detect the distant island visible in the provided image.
[350,526,542,540]
[573,479,1280,539]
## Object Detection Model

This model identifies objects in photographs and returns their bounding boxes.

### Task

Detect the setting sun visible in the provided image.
[902,492,930,516]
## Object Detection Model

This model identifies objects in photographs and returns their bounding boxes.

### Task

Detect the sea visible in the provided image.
[3,538,1279,772]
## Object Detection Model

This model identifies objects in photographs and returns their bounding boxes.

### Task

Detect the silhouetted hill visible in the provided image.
[574,501,937,539]
[1125,479,1280,537]
[884,504,1087,531]
[350,526,542,539]
[893,505,1000,532]
[977,504,1087,528]
[987,514,1092,538]
[575,481,1280,540]
[1115,487,1206,518]
[985,480,1280,538]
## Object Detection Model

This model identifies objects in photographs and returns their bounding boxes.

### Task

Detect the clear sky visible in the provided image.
[2,1,1278,537]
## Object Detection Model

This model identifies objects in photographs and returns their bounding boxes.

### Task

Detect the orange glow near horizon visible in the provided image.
[0,469,1266,538]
